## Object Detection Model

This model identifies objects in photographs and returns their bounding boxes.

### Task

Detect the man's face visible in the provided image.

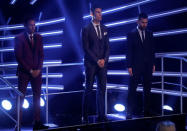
[25,20,36,34]
[93,8,102,22]
[138,18,148,30]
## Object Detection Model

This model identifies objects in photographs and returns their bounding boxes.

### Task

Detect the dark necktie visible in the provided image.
[30,35,34,47]
[141,30,145,42]
[96,25,101,39]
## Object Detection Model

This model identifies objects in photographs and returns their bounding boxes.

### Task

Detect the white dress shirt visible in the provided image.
[92,21,102,39]
[137,26,145,42]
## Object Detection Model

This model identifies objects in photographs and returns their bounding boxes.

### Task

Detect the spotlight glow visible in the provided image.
[163,105,173,111]
[114,104,125,112]
[23,99,29,109]
[40,98,45,107]
[1,100,12,110]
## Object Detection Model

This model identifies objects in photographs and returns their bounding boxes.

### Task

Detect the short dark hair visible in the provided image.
[90,4,102,14]
[138,13,148,20]
[24,17,35,25]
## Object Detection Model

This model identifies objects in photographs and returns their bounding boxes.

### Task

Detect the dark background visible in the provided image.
[0,0,186,127]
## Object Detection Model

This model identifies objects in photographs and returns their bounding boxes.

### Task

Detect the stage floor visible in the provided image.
[0,113,186,131]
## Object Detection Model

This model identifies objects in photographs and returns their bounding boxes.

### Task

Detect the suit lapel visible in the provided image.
[24,32,37,53]
[100,25,104,40]
[24,32,33,50]
[90,23,99,40]
[135,29,144,47]
[33,34,37,52]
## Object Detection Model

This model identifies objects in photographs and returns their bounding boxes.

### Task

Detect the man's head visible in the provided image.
[137,13,148,30]
[24,17,36,34]
[90,4,102,23]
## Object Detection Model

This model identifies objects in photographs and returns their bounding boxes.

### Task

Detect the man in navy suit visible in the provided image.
[126,13,155,119]
[14,17,48,130]
[81,4,110,122]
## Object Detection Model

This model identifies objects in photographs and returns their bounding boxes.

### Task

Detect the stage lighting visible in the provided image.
[23,99,29,109]
[163,105,173,111]
[10,0,16,5]
[30,0,37,5]
[40,98,45,107]
[114,104,125,112]
[1,100,12,110]
[83,0,154,19]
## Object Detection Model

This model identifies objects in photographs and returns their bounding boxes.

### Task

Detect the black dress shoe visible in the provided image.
[33,121,49,130]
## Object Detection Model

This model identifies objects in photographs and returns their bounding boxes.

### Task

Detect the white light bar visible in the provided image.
[30,0,37,5]
[109,55,126,62]
[0,85,64,90]
[0,18,65,31]
[10,0,16,5]
[105,7,187,27]
[0,30,63,41]
[3,73,63,79]
[109,36,127,42]
[83,0,154,19]
[85,83,187,97]
[0,43,62,52]
[0,60,62,67]
[109,28,187,42]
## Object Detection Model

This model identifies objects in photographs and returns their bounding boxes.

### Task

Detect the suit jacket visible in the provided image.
[14,32,44,75]
[81,22,110,66]
[126,28,155,73]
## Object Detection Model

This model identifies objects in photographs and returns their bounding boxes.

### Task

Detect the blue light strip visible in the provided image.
[109,55,126,62]
[109,28,187,42]
[40,30,63,36]
[83,0,154,19]
[0,30,63,41]
[0,85,64,90]
[0,60,62,67]
[0,43,62,52]
[10,0,16,5]
[30,0,37,5]
[83,83,187,97]
[36,18,65,26]
[153,28,187,37]
[105,7,187,27]
[0,18,65,31]
[107,70,187,77]
[109,36,127,42]
[3,73,63,79]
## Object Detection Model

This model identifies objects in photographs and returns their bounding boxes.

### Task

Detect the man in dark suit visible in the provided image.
[126,13,155,119]
[81,4,110,123]
[14,18,48,130]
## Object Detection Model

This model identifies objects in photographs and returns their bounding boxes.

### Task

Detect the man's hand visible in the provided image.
[153,65,155,73]
[97,59,105,68]
[128,68,133,76]
[31,70,41,78]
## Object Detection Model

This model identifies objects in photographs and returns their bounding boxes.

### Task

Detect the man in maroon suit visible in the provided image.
[14,17,48,130]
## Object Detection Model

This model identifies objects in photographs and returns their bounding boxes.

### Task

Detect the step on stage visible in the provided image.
[46,114,186,131]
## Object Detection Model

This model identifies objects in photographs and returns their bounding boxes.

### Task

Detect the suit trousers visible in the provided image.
[16,71,42,124]
[82,63,107,118]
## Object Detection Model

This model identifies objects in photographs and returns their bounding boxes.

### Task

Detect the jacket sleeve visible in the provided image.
[104,28,110,63]
[14,37,32,73]
[81,27,98,63]
[151,32,156,65]
[126,33,133,68]
[37,35,44,70]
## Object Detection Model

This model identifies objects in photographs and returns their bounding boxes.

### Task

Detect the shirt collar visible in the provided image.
[137,26,146,32]
[92,21,100,27]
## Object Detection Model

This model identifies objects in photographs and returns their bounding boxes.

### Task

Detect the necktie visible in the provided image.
[141,30,145,42]
[96,25,101,39]
[30,35,34,47]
